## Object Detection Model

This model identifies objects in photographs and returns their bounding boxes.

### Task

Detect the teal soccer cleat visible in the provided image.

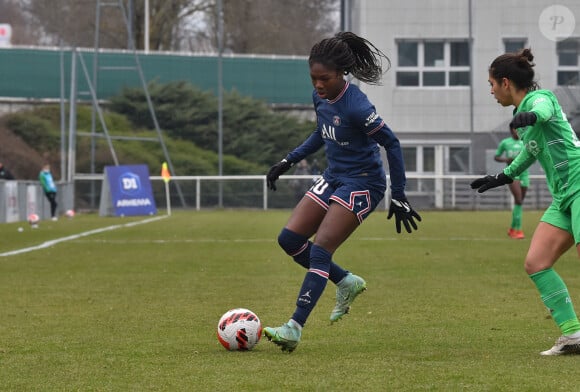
[330,273,367,323]
[263,321,301,353]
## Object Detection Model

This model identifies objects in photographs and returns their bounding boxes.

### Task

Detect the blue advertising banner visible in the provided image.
[104,165,157,217]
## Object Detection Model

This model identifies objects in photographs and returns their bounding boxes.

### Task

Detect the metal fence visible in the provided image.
[0,180,74,223]
[71,174,552,213]
[1,174,553,223]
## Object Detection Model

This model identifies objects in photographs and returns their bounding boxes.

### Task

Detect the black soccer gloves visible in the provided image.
[470,172,513,193]
[387,198,421,234]
[266,159,293,191]
[509,112,537,129]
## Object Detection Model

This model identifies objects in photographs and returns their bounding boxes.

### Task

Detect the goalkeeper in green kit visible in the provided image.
[472,48,580,355]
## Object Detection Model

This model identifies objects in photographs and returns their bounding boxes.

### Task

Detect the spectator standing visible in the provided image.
[39,163,58,221]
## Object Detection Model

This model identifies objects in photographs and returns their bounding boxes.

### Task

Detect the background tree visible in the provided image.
[0,0,40,45]
[109,81,319,166]
[132,0,214,51]
[16,0,338,54]
[23,0,126,48]
[216,0,338,55]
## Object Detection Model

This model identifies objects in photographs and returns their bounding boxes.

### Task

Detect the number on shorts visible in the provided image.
[311,177,329,196]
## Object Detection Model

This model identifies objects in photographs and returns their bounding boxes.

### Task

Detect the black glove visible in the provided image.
[470,172,513,193]
[266,159,293,191]
[509,112,537,129]
[387,198,421,234]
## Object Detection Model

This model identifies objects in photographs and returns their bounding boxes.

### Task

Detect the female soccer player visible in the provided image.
[471,48,580,355]
[264,32,421,352]
[494,127,529,239]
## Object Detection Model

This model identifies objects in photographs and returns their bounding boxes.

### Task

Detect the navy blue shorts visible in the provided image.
[305,174,386,224]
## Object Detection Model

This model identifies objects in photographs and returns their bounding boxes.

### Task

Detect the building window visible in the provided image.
[503,38,527,54]
[402,147,417,172]
[396,40,470,87]
[448,147,469,173]
[557,38,580,85]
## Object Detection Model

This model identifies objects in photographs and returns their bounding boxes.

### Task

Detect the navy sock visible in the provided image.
[291,244,331,326]
[278,228,347,284]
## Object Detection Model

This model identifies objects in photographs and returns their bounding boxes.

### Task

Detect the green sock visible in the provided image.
[530,268,580,335]
[512,204,522,230]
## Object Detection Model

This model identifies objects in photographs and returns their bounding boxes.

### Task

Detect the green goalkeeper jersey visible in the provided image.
[504,89,580,210]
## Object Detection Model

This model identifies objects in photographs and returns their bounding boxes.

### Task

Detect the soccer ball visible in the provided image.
[217,308,262,351]
[28,213,40,227]
[65,209,75,218]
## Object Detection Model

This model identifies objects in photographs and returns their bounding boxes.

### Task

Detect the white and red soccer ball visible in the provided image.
[217,308,262,351]
[27,213,40,227]
[65,209,75,218]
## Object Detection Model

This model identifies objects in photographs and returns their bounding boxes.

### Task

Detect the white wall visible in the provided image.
[351,0,580,137]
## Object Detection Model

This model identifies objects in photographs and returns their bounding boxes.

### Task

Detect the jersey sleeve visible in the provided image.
[285,94,325,163]
[528,94,555,123]
[285,129,324,164]
[504,147,536,178]
[351,102,407,199]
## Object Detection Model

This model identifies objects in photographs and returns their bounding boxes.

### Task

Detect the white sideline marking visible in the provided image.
[0,216,168,257]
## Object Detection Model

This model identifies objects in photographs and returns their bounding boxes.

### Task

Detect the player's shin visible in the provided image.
[291,244,331,326]
[530,268,580,335]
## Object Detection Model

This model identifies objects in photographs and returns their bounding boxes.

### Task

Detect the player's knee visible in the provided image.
[524,258,551,275]
[278,228,307,256]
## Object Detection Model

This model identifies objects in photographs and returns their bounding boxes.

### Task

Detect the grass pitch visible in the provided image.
[0,209,579,391]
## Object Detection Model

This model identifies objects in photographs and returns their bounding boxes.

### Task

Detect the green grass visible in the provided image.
[0,210,579,391]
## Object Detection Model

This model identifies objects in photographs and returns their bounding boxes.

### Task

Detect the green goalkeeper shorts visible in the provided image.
[513,170,530,187]
[541,197,580,244]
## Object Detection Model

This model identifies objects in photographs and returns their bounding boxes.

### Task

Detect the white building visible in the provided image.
[348,0,580,179]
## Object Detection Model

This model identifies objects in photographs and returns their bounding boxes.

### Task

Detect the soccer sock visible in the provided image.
[291,244,331,327]
[530,268,580,335]
[512,204,522,230]
[277,228,347,284]
[287,318,303,331]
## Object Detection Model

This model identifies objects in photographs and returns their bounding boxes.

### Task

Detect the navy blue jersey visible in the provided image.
[285,81,406,199]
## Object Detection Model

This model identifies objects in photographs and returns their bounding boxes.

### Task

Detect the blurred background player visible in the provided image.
[39,163,58,221]
[472,48,580,355]
[494,127,529,239]
[264,32,421,352]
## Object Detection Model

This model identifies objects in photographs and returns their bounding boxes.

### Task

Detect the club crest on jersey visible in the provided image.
[333,116,341,126]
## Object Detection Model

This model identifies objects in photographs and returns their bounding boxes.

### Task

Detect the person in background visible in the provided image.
[264,32,421,353]
[0,162,15,180]
[39,163,58,221]
[494,127,529,239]
[471,48,580,355]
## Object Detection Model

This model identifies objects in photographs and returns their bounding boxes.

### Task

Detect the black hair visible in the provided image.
[489,48,539,91]
[308,31,390,85]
